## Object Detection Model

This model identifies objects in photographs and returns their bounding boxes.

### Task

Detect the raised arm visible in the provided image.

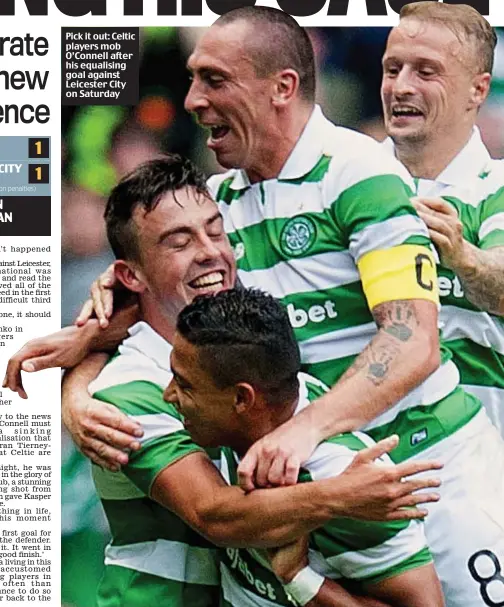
[3,302,138,399]
[239,297,440,490]
[413,196,504,316]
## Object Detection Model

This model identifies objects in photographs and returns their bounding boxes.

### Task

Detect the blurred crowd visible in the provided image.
[61,25,504,607]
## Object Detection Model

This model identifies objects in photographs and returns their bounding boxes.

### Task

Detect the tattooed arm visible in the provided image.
[413,197,504,316]
[302,299,440,435]
[237,299,441,490]
[450,245,504,316]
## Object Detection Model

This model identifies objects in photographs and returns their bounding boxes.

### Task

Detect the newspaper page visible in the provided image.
[0,0,501,606]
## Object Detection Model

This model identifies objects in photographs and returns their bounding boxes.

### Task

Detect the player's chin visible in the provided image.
[185,425,214,448]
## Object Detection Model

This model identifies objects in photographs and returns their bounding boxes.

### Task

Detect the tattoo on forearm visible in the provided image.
[374,300,418,342]
[460,248,504,315]
[341,300,420,386]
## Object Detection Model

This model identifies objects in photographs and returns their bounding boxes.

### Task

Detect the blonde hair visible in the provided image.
[400,2,496,73]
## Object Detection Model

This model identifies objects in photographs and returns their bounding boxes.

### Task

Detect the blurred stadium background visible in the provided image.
[61,25,504,607]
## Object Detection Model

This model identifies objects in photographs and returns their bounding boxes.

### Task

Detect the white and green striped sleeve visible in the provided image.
[329,142,430,263]
[477,186,504,250]
[304,433,432,585]
[92,380,204,495]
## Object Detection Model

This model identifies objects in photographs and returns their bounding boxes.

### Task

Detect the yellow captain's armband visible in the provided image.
[357,245,439,310]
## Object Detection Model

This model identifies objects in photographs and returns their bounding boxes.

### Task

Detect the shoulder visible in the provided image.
[320,126,413,193]
[207,170,240,201]
[88,322,174,417]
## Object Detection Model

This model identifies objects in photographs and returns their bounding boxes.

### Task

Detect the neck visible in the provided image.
[247,103,313,183]
[231,396,299,457]
[394,127,473,180]
[139,294,176,344]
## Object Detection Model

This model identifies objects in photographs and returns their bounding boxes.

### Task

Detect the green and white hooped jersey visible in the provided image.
[413,147,504,432]
[218,373,432,607]
[210,105,473,462]
[437,173,504,431]
[384,131,504,430]
[88,322,220,607]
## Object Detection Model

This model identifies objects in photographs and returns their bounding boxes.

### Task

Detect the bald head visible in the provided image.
[214,6,316,103]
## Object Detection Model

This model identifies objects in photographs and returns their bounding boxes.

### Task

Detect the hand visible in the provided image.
[411,196,468,272]
[62,387,143,471]
[267,535,309,584]
[335,435,442,521]
[2,323,98,399]
[75,263,119,328]
[238,412,321,492]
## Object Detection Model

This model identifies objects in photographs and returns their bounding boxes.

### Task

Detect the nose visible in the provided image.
[164,380,178,406]
[392,67,416,97]
[194,235,221,263]
[184,78,209,114]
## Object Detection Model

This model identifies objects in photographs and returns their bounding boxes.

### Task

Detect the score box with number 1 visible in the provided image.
[0,136,50,236]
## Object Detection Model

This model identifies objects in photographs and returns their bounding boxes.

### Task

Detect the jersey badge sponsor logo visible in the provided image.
[287,301,338,328]
[410,428,428,446]
[234,242,245,261]
[438,275,465,299]
[280,216,317,257]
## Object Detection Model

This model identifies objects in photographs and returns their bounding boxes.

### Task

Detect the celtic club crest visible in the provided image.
[280,216,317,257]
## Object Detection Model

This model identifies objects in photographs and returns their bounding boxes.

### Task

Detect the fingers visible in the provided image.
[416,211,452,236]
[395,459,443,478]
[254,449,275,488]
[283,455,300,487]
[3,354,33,398]
[412,197,457,216]
[2,373,27,399]
[395,477,441,499]
[92,424,142,452]
[237,451,259,493]
[92,265,117,328]
[21,352,65,373]
[75,299,94,327]
[98,406,144,441]
[91,282,111,329]
[353,434,399,464]
[81,439,129,471]
[85,404,143,450]
[390,490,440,510]
[266,454,300,487]
[384,507,429,521]
[265,455,287,487]
[384,490,441,522]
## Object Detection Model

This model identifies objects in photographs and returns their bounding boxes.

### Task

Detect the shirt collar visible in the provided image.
[383,126,491,187]
[229,104,327,190]
[435,127,491,186]
[124,321,173,372]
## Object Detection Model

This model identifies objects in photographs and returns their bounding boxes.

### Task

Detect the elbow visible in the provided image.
[415,331,441,380]
[192,505,248,548]
[190,506,231,547]
[202,528,232,548]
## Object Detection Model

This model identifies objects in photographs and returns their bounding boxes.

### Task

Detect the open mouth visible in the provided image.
[391,106,423,119]
[189,271,225,292]
[206,125,231,147]
[211,125,230,139]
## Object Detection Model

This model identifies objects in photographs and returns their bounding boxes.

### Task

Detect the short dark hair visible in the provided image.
[104,155,209,261]
[400,2,497,74]
[215,6,316,103]
[176,288,301,405]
